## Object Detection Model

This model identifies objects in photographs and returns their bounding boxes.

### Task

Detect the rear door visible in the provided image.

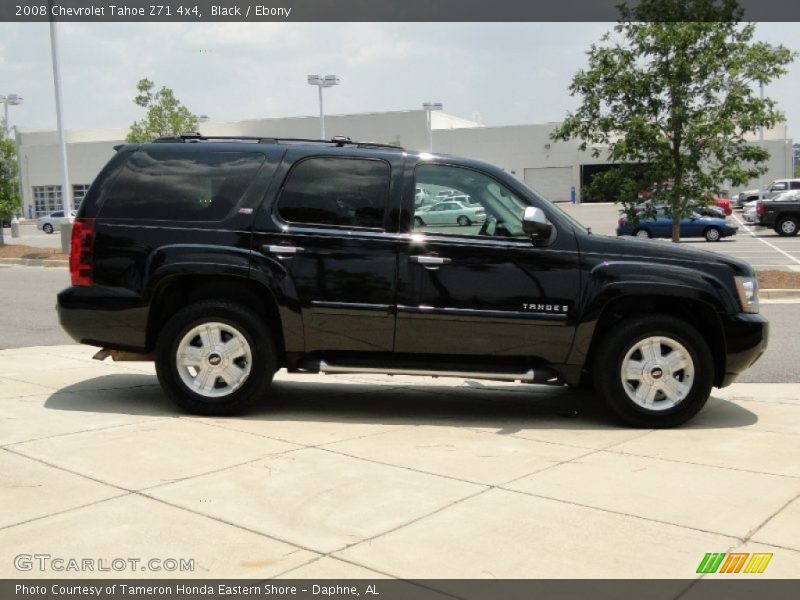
[252,148,404,354]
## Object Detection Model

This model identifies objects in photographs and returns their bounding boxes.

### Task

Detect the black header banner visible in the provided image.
[2,0,800,23]
[3,579,800,600]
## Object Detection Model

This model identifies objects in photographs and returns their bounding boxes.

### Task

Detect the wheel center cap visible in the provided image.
[650,366,664,380]
[208,353,222,366]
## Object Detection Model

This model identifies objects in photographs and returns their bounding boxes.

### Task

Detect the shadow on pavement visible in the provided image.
[41,372,759,431]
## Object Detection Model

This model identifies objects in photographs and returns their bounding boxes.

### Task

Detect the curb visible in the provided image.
[0,257,67,268]
[761,288,800,300]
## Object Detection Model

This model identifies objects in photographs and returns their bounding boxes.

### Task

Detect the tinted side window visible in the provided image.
[791,181,800,190]
[100,150,265,221]
[277,157,390,229]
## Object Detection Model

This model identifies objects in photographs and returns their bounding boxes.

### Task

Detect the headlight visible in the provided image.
[735,276,759,314]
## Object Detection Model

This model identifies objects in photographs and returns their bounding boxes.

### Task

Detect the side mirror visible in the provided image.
[522,206,553,240]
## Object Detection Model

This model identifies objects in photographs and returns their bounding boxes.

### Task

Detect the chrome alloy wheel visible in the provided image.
[781,219,797,235]
[175,322,252,398]
[620,336,695,411]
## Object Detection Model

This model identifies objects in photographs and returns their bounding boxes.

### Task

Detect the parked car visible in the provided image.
[737,179,800,208]
[757,192,800,236]
[630,202,726,220]
[743,200,758,224]
[710,197,732,216]
[57,134,767,427]
[37,210,76,234]
[414,199,486,227]
[617,207,738,241]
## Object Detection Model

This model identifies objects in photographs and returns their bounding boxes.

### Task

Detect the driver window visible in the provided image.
[412,164,528,238]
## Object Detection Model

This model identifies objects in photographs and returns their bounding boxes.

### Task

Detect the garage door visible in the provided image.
[523,167,574,203]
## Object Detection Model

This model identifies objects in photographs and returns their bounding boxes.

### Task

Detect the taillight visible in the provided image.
[757,201,766,216]
[618,217,626,226]
[70,218,95,286]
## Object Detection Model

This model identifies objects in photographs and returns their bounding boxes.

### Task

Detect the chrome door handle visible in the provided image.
[262,244,304,255]
[410,255,451,265]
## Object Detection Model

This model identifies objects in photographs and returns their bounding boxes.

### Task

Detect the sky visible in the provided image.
[1,22,798,139]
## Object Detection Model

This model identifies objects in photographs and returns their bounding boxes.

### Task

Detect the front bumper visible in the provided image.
[718,312,769,387]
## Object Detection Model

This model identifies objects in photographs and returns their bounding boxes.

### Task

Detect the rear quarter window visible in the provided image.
[99,150,265,221]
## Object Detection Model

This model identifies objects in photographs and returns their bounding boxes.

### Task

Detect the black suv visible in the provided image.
[58,135,768,427]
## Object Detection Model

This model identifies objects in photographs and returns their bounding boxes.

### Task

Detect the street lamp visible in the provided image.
[422,102,443,152]
[0,94,24,133]
[758,81,765,202]
[307,74,340,140]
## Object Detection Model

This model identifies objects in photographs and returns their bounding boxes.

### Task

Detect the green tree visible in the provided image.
[126,78,198,143]
[552,0,795,242]
[0,122,22,246]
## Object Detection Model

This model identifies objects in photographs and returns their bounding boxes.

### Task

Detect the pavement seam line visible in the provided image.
[0,416,176,450]
[740,489,800,547]
[499,486,744,542]
[3,445,325,557]
[607,448,800,480]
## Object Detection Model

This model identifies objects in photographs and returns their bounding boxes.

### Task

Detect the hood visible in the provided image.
[581,233,753,277]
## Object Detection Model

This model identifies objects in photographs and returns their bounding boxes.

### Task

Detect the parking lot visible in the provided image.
[2,204,799,583]
[1,345,799,580]
[561,203,800,271]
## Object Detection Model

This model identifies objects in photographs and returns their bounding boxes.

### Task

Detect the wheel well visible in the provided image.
[147,275,285,361]
[584,295,726,387]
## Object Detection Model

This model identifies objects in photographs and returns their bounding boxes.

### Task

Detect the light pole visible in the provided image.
[758,81,765,202]
[0,94,24,133]
[307,75,340,140]
[422,102,443,152]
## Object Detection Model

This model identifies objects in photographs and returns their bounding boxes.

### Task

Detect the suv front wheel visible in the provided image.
[155,300,276,415]
[592,314,713,427]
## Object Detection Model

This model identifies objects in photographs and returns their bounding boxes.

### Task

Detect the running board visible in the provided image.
[316,360,559,384]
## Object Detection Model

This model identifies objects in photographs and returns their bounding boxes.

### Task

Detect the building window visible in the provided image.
[72,184,91,208]
[32,185,62,217]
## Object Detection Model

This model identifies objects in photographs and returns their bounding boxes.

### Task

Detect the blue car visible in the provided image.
[616,207,738,242]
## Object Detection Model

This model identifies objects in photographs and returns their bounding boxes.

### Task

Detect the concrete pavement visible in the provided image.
[1,345,799,580]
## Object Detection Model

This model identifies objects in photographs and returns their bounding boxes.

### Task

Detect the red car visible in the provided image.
[710,196,732,216]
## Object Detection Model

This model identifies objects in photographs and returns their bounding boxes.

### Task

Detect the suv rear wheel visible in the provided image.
[592,314,713,427]
[155,300,276,415]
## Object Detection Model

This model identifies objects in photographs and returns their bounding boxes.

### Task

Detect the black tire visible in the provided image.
[704,226,722,242]
[457,215,471,226]
[592,314,714,428]
[43,223,54,234]
[775,216,799,237]
[413,216,425,227]
[155,300,276,416]
[633,228,651,239]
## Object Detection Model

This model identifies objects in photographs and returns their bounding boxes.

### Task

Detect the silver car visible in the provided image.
[36,210,76,234]
[414,200,486,227]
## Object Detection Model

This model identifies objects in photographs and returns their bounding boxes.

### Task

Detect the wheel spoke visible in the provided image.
[660,376,681,400]
[663,350,688,374]
[222,336,245,359]
[220,364,245,387]
[623,360,645,381]
[640,339,661,363]
[635,382,658,407]
[177,346,204,366]
[192,366,215,393]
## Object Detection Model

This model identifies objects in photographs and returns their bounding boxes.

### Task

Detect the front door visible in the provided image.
[395,163,580,365]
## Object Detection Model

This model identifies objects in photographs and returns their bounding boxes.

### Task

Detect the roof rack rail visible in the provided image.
[150,133,404,150]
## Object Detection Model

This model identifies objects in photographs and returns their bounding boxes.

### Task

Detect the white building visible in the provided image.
[15,109,794,218]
